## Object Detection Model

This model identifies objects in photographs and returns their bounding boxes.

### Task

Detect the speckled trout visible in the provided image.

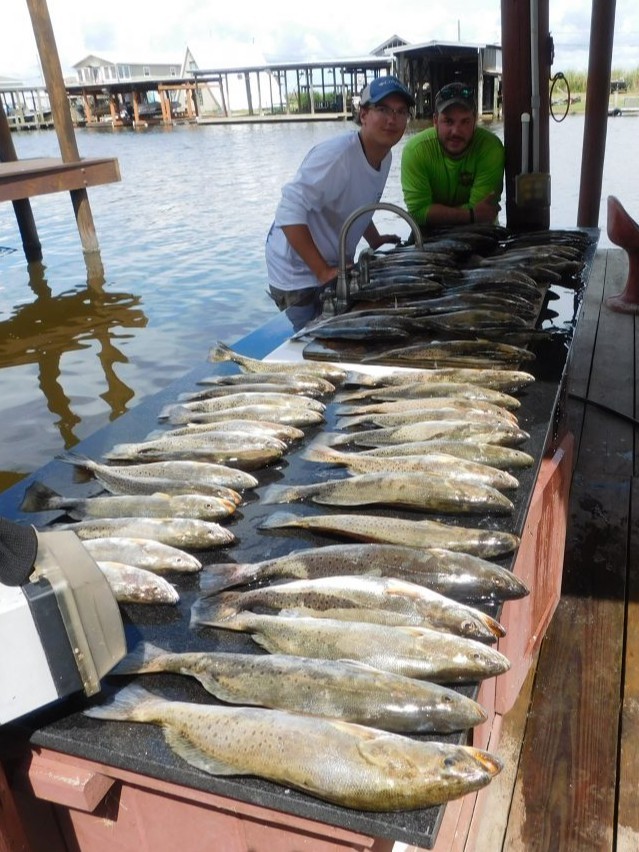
[197,371,336,395]
[360,440,535,469]
[97,563,179,605]
[83,537,202,573]
[194,574,505,641]
[260,511,519,557]
[164,403,325,429]
[112,642,486,734]
[189,610,511,684]
[20,481,237,522]
[103,431,287,468]
[209,341,348,384]
[60,454,257,495]
[200,543,529,603]
[329,419,529,447]
[47,517,235,550]
[338,383,521,410]
[303,445,520,491]
[84,683,502,811]
[260,472,514,515]
[146,419,305,444]
[159,391,326,419]
[337,393,520,417]
[335,405,518,431]
[350,367,535,393]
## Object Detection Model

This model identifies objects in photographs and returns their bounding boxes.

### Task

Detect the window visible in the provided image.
[143,66,151,77]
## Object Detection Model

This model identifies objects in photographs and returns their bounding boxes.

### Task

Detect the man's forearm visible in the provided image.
[281,224,335,283]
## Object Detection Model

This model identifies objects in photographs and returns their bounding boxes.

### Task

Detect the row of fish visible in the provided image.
[25,336,539,813]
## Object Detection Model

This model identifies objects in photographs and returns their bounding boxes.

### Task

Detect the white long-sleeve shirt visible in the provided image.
[265,131,391,292]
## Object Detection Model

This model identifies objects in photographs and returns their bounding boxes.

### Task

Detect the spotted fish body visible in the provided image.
[84,684,502,811]
[259,511,519,557]
[112,642,487,734]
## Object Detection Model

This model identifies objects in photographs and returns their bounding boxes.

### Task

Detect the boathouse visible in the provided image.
[391,40,503,119]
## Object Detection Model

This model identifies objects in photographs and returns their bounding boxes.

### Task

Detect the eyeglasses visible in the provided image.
[436,84,475,102]
[370,104,411,120]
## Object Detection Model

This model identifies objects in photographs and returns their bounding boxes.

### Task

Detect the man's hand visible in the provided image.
[473,192,501,223]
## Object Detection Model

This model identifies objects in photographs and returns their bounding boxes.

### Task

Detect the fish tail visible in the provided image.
[57,452,94,483]
[323,431,354,447]
[111,641,167,675]
[145,428,165,441]
[83,683,159,722]
[335,388,372,402]
[260,483,308,505]
[199,562,260,594]
[344,371,377,387]
[301,442,344,465]
[258,511,300,530]
[208,341,234,365]
[190,592,243,627]
[167,406,196,426]
[335,415,366,429]
[19,480,60,513]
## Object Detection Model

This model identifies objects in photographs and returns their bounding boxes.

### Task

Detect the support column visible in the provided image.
[25,0,103,274]
[0,100,43,262]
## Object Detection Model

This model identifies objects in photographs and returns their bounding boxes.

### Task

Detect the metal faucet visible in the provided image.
[334,202,423,314]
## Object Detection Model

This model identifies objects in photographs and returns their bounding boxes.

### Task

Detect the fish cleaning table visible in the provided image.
[0,234,596,851]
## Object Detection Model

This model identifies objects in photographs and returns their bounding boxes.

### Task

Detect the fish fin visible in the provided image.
[199,563,259,594]
[163,727,242,776]
[110,641,167,676]
[19,480,60,513]
[190,593,242,627]
[83,683,156,721]
[258,511,300,530]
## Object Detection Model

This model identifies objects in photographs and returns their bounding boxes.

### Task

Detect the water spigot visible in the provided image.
[334,202,422,314]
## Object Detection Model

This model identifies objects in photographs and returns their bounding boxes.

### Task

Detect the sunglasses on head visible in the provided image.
[437,84,475,101]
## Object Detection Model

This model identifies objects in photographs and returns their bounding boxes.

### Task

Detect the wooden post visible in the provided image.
[577,0,617,227]
[0,101,43,261]
[500,0,551,230]
[25,0,103,268]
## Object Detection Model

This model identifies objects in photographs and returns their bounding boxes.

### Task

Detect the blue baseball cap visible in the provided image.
[359,75,415,108]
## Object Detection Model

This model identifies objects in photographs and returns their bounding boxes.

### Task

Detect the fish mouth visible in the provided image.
[467,748,503,777]
[484,613,507,638]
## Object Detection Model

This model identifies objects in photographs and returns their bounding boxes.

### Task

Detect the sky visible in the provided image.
[2,0,639,84]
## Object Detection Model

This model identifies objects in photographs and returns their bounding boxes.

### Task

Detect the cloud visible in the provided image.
[2,0,637,85]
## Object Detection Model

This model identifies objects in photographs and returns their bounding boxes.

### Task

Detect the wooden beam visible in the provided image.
[0,157,121,203]
[24,0,106,256]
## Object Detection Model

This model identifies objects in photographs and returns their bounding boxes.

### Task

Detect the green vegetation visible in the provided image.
[548,67,639,115]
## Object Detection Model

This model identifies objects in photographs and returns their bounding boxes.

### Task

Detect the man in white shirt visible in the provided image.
[265,75,415,329]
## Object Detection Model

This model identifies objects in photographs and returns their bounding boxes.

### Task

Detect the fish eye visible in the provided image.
[443,756,457,768]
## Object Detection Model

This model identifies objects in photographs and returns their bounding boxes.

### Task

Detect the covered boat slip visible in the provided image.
[0,230,602,851]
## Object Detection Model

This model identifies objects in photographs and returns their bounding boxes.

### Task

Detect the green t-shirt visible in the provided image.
[401,126,505,225]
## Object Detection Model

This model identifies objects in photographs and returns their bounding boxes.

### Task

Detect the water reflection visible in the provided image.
[0,261,146,475]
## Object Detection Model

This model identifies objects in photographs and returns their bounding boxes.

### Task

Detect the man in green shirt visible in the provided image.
[401,82,504,229]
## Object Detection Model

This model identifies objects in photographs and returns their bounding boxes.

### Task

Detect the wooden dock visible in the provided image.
[444,246,638,852]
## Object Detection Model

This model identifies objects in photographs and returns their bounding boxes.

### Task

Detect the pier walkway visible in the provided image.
[465,246,639,851]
